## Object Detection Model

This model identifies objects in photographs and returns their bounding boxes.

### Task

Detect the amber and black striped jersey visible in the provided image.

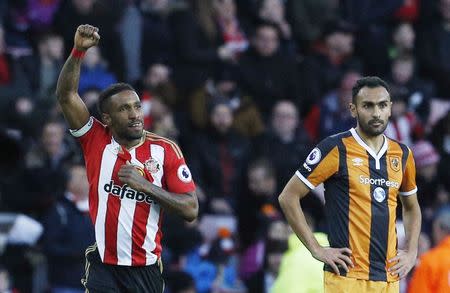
[296,128,417,282]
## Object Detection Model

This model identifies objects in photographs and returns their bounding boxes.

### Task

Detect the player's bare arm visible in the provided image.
[388,193,421,278]
[278,176,354,275]
[118,165,199,222]
[55,24,100,129]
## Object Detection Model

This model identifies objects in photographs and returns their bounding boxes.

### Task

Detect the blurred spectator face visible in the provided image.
[393,23,415,50]
[267,220,290,241]
[259,0,285,22]
[213,0,236,21]
[271,101,299,138]
[216,79,236,98]
[326,32,354,56]
[210,104,233,134]
[391,99,407,119]
[339,72,361,105]
[144,64,170,88]
[41,122,65,156]
[47,35,64,60]
[152,112,180,140]
[72,0,95,14]
[253,25,279,57]
[67,165,89,199]
[39,35,64,60]
[440,0,450,21]
[83,46,101,68]
[248,165,276,197]
[15,97,34,115]
[392,58,414,84]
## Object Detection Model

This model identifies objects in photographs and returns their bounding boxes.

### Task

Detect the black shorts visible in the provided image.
[81,244,164,293]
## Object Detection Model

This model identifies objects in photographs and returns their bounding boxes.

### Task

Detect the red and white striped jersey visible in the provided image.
[70,117,195,266]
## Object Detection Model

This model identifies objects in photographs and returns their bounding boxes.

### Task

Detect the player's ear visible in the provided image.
[102,113,111,126]
[349,102,357,118]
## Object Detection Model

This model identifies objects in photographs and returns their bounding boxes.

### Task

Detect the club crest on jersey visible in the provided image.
[306,148,321,165]
[145,158,161,174]
[373,187,386,202]
[177,165,192,183]
[389,156,400,172]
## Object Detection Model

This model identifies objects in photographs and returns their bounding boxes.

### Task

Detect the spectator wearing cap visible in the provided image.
[408,206,450,293]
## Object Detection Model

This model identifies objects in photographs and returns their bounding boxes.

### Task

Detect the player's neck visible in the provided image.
[113,134,144,150]
[355,126,385,154]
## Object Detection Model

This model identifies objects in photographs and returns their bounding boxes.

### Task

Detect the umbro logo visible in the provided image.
[352,158,364,166]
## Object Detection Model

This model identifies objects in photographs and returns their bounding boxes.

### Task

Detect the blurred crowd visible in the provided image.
[1,0,450,292]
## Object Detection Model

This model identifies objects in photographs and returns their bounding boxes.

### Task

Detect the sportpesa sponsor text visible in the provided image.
[359,175,399,188]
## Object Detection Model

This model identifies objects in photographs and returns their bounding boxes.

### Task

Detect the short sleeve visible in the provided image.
[296,137,339,190]
[164,142,196,194]
[399,148,418,196]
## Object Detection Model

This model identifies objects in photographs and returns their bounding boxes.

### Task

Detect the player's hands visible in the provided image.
[118,162,148,192]
[312,246,354,275]
[388,249,417,279]
[74,24,100,51]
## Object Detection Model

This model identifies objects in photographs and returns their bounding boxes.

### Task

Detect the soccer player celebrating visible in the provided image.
[56,24,198,292]
[278,77,421,292]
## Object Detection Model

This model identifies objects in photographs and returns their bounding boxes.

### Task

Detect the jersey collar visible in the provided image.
[350,128,388,169]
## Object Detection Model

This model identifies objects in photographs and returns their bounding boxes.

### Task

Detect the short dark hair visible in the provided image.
[351,76,390,104]
[97,83,135,114]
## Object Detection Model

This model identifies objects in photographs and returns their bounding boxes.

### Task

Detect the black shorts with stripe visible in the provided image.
[82,244,164,293]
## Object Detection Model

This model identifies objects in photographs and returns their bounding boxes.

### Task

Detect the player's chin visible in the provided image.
[126,128,144,139]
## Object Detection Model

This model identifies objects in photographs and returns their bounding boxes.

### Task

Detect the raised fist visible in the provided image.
[74,24,100,51]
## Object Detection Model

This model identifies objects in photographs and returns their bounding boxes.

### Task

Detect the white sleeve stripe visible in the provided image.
[295,171,315,190]
[69,117,94,137]
[399,187,418,196]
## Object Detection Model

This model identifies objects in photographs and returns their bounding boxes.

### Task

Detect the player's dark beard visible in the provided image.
[357,115,388,137]
[116,125,143,141]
